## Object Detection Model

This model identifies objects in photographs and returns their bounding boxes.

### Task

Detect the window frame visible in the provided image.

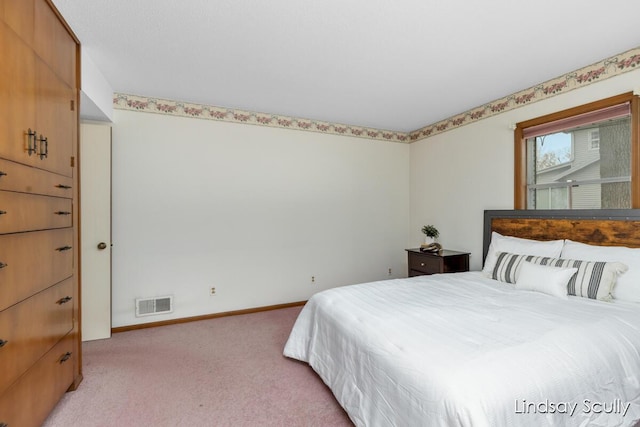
[514,92,640,209]
[588,129,600,150]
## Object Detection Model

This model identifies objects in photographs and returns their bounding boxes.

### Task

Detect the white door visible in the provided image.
[80,122,112,341]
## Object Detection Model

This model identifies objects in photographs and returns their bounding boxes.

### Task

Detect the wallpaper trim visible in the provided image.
[113,46,640,143]
[112,94,409,143]
[408,47,640,141]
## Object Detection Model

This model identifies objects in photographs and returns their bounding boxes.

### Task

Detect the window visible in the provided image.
[514,92,640,209]
[589,129,600,150]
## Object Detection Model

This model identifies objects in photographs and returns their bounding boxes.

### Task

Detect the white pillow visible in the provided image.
[482,231,564,277]
[515,261,577,299]
[562,239,640,302]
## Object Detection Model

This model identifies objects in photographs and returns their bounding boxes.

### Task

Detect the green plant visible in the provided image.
[421,225,439,239]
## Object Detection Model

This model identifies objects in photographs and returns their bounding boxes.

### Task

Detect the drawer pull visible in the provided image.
[0,262,7,269]
[38,135,49,159]
[0,339,7,348]
[60,352,72,363]
[57,296,72,305]
[420,262,425,267]
[0,421,7,427]
[54,211,71,215]
[27,128,37,156]
[56,184,72,189]
[0,211,6,215]
[0,171,6,178]
[56,245,72,252]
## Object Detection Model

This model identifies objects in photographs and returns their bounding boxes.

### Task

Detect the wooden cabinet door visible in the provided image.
[35,61,74,177]
[0,22,37,167]
[34,0,77,88]
[1,0,35,47]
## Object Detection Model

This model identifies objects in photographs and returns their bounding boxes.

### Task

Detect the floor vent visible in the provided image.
[135,296,173,317]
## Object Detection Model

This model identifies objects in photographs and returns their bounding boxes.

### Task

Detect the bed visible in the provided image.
[284,209,640,427]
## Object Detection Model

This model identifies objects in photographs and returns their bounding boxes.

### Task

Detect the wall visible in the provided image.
[409,68,640,270]
[80,49,113,122]
[111,110,410,327]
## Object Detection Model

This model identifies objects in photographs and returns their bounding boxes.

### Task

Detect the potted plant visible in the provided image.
[421,225,439,242]
[421,225,442,252]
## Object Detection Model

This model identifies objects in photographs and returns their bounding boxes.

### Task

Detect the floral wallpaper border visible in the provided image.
[408,46,640,141]
[113,46,640,144]
[112,94,409,143]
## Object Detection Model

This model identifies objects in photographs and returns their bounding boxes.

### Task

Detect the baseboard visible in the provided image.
[111,300,307,333]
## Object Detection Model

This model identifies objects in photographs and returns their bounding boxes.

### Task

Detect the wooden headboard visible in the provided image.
[483,209,640,264]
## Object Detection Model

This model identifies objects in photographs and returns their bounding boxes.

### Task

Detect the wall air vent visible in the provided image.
[135,296,173,317]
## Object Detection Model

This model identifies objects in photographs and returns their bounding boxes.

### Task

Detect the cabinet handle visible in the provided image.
[54,211,71,215]
[0,421,8,427]
[56,245,72,252]
[0,262,7,269]
[420,262,425,267]
[38,135,48,159]
[0,339,7,348]
[0,171,6,178]
[0,211,6,215]
[27,128,37,156]
[60,352,72,363]
[56,184,72,189]
[57,296,72,305]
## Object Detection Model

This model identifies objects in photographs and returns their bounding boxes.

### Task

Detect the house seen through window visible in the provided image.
[517,97,634,210]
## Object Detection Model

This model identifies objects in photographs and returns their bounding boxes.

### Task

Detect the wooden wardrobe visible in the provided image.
[0,0,82,425]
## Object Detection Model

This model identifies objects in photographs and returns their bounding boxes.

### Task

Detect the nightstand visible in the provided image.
[406,249,470,277]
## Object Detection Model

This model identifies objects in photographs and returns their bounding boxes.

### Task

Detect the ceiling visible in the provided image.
[52,0,640,133]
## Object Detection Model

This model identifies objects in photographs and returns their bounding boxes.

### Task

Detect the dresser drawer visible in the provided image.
[0,277,73,395]
[0,158,73,198]
[0,331,75,427]
[0,228,73,310]
[408,253,442,275]
[0,190,72,233]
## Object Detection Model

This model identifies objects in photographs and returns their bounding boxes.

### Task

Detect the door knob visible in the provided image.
[97,242,107,250]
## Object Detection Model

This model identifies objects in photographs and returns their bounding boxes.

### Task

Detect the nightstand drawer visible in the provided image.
[409,254,441,275]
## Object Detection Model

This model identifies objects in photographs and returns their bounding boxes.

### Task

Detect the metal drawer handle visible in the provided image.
[0,171,6,178]
[0,339,7,348]
[0,262,7,269]
[56,245,72,252]
[38,135,48,159]
[0,421,7,427]
[54,211,71,215]
[420,262,425,267]
[56,184,72,189]
[57,296,72,305]
[27,128,37,156]
[0,211,6,215]
[60,352,72,363]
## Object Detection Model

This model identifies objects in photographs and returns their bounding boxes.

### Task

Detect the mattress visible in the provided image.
[284,272,640,426]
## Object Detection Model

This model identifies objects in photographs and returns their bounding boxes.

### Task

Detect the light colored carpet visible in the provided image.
[43,306,353,426]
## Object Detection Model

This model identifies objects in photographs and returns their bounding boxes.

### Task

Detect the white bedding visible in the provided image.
[283,272,640,427]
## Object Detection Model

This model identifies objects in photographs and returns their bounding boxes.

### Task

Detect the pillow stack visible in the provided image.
[492,251,627,301]
[483,232,631,301]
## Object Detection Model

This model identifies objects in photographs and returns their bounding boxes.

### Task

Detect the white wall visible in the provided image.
[111,110,410,327]
[80,49,114,122]
[410,69,640,271]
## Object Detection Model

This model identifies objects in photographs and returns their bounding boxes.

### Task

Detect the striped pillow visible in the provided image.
[492,252,628,301]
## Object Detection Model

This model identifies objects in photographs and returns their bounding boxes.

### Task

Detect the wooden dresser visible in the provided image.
[0,1,82,425]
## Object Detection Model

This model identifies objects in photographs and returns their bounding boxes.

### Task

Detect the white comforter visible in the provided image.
[284,272,640,427]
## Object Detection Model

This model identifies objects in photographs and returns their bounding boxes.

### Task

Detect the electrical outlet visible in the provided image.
[311,276,315,284]
[388,268,392,276]
[210,287,216,296]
